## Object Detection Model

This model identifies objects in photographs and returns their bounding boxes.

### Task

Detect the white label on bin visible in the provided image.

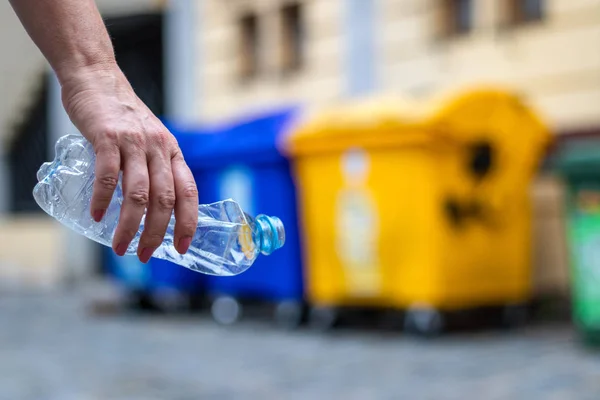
[342,148,369,186]
[336,187,381,296]
[219,166,254,217]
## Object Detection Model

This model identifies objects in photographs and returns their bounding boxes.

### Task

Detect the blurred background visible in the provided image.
[1,0,600,398]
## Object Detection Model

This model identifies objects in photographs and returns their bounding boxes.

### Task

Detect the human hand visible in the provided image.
[60,63,199,263]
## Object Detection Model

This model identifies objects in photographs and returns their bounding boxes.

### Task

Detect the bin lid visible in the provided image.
[170,107,299,169]
[430,87,552,187]
[284,97,438,156]
[428,87,550,147]
[161,117,216,166]
[285,87,551,160]
[196,107,298,169]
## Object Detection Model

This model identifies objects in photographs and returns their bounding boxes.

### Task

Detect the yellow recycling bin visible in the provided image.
[285,87,550,334]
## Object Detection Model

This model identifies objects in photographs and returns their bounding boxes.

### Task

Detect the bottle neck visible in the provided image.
[255,215,285,255]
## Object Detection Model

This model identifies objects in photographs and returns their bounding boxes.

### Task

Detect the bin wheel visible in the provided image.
[308,306,339,331]
[274,301,304,329]
[381,309,405,331]
[188,293,206,312]
[211,296,242,325]
[502,303,529,329]
[404,306,444,337]
[125,289,154,311]
[150,288,187,314]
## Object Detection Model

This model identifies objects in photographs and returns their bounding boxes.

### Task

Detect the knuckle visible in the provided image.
[97,175,118,192]
[115,224,138,242]
[143,231,165,247]
[171,149,185,162]
[151,130,174,152]
[97,129,119,144]
[156,191,176,211]
[120,227,139,241]
[127,131,146,148]
[127,189,150,207]
[181,182,198,199]
[179,219,198,235]
[94,136,119,156]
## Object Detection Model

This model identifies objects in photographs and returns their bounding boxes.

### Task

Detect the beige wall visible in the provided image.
[0,217,66,291]
[198,0,344,122]
[0,2,47,141]
[197,0,599,130]
[378,0,600,132]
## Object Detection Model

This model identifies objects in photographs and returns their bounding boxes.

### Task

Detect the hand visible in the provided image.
[60,63,199,263]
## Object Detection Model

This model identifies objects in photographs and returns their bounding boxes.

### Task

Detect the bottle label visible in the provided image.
[336,149,381,296]
[238,224,256,259]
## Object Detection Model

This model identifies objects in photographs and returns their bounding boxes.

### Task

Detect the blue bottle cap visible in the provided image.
[255,215,286,255]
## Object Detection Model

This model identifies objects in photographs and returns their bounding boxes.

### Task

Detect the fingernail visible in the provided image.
[93,209,105,222]
[140,247,154,263]
[178,237,192,254]
[115,242,128,256]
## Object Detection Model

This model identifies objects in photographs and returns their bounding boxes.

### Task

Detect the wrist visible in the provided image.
[59,62,133,110]
[58,63,142,145]
[58,60,121,90]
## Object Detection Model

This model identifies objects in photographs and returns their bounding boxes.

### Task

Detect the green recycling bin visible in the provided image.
[556,139,600,345]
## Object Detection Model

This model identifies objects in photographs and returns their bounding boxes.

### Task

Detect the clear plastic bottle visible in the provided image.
[32,134,285,276]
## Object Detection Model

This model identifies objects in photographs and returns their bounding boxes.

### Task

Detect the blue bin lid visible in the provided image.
[175,107,299,170]
[161,118,214,159]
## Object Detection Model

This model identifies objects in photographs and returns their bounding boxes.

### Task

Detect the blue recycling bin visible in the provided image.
[185,107,305,326]
[103,125,212,310]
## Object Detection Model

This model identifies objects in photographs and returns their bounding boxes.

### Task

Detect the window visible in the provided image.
[238,13,259,81]
[440,0,473,37]
[280,3,304,74]
[506,0,544,26]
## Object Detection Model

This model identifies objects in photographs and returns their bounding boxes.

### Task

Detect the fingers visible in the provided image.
[91,141,120,222]
[171,153,199,254]
[112,147,149,257]
[93,126,195,262]
[137,146,176,263]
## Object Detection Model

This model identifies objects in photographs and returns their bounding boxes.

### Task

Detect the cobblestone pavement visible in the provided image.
[0,290,599,400]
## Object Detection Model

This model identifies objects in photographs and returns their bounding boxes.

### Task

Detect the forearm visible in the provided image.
[9,0,117,84]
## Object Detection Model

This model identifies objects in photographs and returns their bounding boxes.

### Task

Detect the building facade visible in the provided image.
[379,0,600,132]
[196,0,600,135]
[198,0,347,121]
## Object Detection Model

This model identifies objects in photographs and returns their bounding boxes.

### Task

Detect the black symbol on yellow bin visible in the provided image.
[444,197,490,229]
[444,139,498,229]
[468,140,494,180]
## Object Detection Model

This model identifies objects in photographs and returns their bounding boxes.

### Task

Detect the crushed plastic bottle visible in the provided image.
[32,134,285,276]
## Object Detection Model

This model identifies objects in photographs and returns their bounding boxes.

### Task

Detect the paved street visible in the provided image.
[0,289,599,400]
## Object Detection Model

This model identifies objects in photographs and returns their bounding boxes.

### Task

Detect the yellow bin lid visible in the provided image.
[284,96,437,156]
[284,86,552,166]
[427,86,551,148]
